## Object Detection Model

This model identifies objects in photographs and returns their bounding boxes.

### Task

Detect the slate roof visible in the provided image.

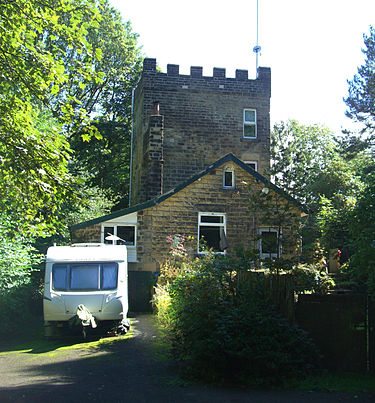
[71,153,307,231]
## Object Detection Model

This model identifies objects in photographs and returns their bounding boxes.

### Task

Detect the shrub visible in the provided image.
[156,254,320,386]
[0,214,43,336]
[152,283,172,329]
[0,279,43,337]
[291,263,335,294]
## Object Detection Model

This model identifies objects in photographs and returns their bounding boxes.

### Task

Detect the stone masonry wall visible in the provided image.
[71,224,101,243]
[131,58,271,206]
[132,114,165,204]
[71,163,301,272]
[137,162,301,271]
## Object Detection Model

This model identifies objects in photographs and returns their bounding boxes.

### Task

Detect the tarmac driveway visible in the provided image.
[0,314,373,403]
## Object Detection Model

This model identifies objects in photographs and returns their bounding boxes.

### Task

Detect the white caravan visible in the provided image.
[43,243,129,335]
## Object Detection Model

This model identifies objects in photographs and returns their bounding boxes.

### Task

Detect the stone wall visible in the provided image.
[131,58,271,206]
[72,224,101,243]
[137,162,301,271]
[71,162,302,273]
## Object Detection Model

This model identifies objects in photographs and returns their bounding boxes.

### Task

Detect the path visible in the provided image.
[0,315,373,402]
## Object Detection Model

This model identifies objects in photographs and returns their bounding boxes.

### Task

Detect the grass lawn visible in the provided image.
[0,317,134,357]
[288,371,375,394]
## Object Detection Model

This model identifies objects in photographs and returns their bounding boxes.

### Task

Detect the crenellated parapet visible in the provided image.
[139,58,271,98]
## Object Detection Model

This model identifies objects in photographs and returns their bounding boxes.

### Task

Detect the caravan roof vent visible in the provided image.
[71,243,103,248]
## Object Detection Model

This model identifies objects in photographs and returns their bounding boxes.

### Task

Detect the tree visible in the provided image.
[67,2,143,206]
[47,1,142,123]
[346,172,375,292]
[270,120,365,261]
[0,106,74,235]
[35,175,116,253]
[345,26,375,136]
[270,120,338,207]
[0,213,41,290]
[0,0,103,234]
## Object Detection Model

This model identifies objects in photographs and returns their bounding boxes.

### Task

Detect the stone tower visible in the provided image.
[130,58,271,206]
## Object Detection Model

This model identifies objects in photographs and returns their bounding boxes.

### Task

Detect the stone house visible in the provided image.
[71,58,305,310]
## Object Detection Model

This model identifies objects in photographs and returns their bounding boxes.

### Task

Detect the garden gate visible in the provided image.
[296,294,375,372]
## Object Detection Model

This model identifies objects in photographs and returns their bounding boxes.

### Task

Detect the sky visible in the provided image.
[110,0,375,135]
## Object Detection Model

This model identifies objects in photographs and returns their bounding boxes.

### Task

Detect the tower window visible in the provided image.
[244,161,258,171]
[243,109,257,138]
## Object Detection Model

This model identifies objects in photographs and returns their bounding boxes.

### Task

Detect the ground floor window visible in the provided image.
[102,225,136,246]
[198,212,227,254]
[258,227,281,259]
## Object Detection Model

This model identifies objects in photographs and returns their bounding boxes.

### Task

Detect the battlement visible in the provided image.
[140,58,271,97]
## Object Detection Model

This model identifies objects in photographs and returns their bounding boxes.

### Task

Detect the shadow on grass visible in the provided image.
[0,315,134,355]
[0,314,185,403]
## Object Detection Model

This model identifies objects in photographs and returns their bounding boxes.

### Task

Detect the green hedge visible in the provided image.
[155,255,320,386]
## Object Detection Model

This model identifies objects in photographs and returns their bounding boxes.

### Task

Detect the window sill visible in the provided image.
[194,252,226,257]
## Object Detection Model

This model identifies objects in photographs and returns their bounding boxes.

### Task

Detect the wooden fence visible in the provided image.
[236,271,295,322]
[296,293,375,372]
[237,272,375,371]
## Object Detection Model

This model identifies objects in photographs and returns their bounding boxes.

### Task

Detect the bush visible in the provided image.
[152,283,172,329]
[155,254,320,386]
[0,214,43,337]
[291,263,335,294]
[0,279,43,337]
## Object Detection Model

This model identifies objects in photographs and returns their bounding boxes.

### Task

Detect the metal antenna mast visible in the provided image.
[253,0,261,76]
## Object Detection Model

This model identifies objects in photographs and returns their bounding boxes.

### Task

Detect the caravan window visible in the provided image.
[52,263,118,291]
[102,263,118,289]
[52,265,68,291]
[71,264,100,290]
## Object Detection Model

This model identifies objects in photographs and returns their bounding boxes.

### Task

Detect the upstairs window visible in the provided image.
[198,212,227,254]
[223,168,234,189]
[244,161,258,171]
[243,109,257,138]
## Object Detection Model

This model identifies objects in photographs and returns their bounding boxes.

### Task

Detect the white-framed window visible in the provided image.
[198,212,227,254]
[258,227,282,259]
[243,109,257,139]
[101,224,136,247]
[223,167,235,189]
[244,160,258,171]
